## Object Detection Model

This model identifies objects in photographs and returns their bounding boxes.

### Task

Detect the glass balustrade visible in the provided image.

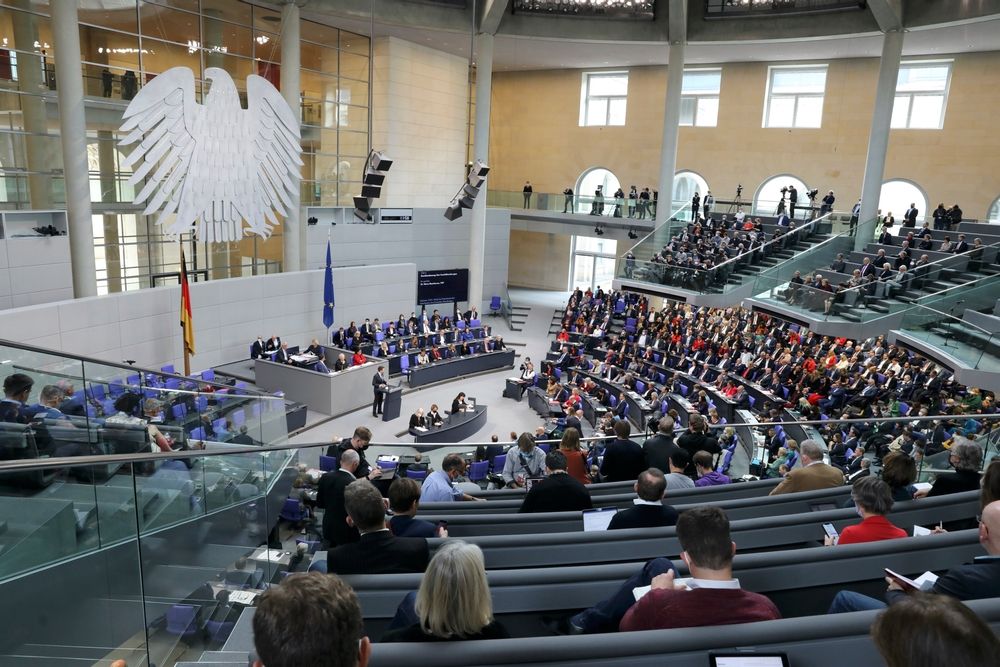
[0,412,994,666]
[487,189,671,220]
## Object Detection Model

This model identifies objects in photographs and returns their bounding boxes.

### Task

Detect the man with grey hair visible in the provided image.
[32,385,69,421]
[825,477,906,546]
[328,480,429,575]
[317,448,361,548]
[915,441,983,498]
[642,416,679,473]
[769,439,843,495]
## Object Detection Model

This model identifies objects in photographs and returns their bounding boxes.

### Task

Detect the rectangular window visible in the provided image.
[763,65,827,128]
[679,68,721,127]
[580,71,628,127]
[891,61,951,129]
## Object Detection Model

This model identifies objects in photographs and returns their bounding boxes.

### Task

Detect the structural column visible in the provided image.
[280,0,303,272]
[52,0,97,297]
[856,29,903,250]
[468,32,493,312]
[656,42,685,232]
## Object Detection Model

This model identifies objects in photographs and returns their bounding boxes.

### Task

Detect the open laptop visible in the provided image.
[582,506,618,531]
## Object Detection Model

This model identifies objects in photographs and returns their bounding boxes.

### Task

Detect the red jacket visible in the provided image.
[837,515,908,545]
[621,587,781,632]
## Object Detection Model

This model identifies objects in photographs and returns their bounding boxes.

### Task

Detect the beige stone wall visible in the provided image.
[489,52,1000,219]
[508,229,572,290]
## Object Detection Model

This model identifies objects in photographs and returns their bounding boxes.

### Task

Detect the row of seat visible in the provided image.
[413,490,978,570]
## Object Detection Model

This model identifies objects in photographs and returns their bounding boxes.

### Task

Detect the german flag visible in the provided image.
[180,248,195,356]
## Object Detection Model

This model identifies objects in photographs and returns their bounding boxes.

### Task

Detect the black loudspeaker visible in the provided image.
[363,172,386,186]
[462,183,480,198]
[361,185,381,199]
[369,151,393,172]
[354,208,371,222]
[444,203,463,221]
[353,196,370,212]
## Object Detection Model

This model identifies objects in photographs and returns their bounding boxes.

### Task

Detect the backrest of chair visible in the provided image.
[407,469,428,481]
[400,354,410,370]
[492,454,506,470]
[469,460,489,480]
[490,296,502,309]
[190,427,205,440]
[319,454,337,472]
[470,319,481,328]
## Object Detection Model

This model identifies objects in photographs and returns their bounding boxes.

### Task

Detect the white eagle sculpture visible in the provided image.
[119,66,302,242]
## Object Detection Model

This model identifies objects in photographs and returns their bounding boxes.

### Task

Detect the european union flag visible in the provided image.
[323,240,335,329]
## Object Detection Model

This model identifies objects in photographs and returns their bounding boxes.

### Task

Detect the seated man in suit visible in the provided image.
[387,477,447,538]
[518,450,593,514]
[564,506,780,634]
[0,373,34,423]
[273,342,293,364]
[327,479,430,575]
[252,571,371,667]
[828,500,1000,613]
[769,440,844,495]
[264,335,281,355]
[608,467,679,530]
[333,353,348,372]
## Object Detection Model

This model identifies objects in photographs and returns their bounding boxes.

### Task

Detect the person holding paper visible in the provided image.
[825,477,906,546]
[827,500,1000,613]
[561,507,779,634]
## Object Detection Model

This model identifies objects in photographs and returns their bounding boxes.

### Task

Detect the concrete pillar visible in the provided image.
[280,1,303,271]
[11,3,53,209]
[468,33,493,312]
[656,42,685,235]
[857,29,903,250]
[96,130,122,293]
[52,0,97,297]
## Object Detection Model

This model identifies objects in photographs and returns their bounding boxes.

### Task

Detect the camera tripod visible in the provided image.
[727,187,744,215]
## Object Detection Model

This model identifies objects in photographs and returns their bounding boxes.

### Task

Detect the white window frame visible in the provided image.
[579,71,629,127]
[762,64,828,129]
[680,68,722,127]
[891,60,952,130]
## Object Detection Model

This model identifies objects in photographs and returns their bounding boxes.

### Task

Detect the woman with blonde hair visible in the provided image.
[381,541,509,642]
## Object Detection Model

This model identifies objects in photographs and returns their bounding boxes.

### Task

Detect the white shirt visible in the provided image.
[687,578,741,590]
[632,498,663,507]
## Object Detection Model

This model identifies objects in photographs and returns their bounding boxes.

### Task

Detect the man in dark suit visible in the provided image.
[327,427,381,483]
[676,414,720,476]
[903,204,918,228]
[952,234,969,254]
[250,336,267,359]
[518,451,593,514]
[600,420,646,482]
[372,366,388,416]
[607,468,679,530]
[273,342,293,364]
[564,408,584,435]
[642,416,679,473]
[316,448,361,548]
[264,335,281,355]
[327,479,429,575]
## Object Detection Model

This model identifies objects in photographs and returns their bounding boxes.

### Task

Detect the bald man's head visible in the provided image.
[981,500,1000,556]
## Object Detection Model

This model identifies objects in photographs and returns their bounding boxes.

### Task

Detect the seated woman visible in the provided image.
[427,404,445,426]
[545,376,560,398]
[451,392,468,414]
[416,349,430,365]
[377,341,391,357]
[381,541,509,642]
[826,477,906,546]
[351,348,366,366]
[880,451,917,501]
[409,408,427,430]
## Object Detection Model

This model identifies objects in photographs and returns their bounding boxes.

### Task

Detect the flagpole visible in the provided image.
[182,240,191,376]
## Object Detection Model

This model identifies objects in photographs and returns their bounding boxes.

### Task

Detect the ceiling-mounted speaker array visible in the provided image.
[353,150,393,223]
[444,160,490,221]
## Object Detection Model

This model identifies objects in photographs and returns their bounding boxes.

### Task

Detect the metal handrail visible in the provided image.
[1,412,994,473]
[623,200,691,256]
[822,240,1000,300]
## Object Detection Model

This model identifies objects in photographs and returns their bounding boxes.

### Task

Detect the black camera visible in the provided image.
[807,189,819,199]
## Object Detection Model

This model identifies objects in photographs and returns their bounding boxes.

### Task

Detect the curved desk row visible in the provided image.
[407,349,515,388]
[412,404,488,444]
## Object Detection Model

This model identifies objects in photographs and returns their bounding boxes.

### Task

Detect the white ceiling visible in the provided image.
[491,17,1000,71]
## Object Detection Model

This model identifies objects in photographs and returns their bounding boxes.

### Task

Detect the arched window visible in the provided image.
[575,167,621,214]
[987,196,1000,223]
[672,170,709,211]
[754,174,809,217]
[878,179,927,226]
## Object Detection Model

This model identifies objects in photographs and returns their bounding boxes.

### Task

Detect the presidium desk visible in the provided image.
[254,346,381,416]
[406,349,515,388]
